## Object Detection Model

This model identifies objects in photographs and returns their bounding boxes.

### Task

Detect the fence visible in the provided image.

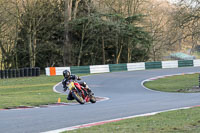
[45,59,200,76]
[0,67,40,79]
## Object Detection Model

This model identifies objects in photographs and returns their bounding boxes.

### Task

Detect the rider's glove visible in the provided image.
[77,76,81,80]
[63,87,68,92]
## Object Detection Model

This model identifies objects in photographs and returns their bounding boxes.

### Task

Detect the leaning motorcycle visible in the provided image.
[67,81,96,104]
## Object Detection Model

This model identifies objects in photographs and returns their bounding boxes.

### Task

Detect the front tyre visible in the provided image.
[90,95,96,103]
[72,89,85,104]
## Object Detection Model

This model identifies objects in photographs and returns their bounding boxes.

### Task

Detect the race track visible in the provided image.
[1,67,200,133]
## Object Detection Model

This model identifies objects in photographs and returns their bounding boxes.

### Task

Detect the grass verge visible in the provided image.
[62,73,200,133]
[64,107,200,133]
[0,75,67,109]
[144,73,199,92]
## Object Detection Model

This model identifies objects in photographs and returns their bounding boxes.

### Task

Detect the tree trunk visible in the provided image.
[0,43,6,69]
[178,31,183,51]
[77,27,85,66]
[153,45,156,61]
[127,47,131,63]
[102,36,105,64]
[67,0,73,21]
[28,25,37,68]
[0,54,2,70]
[116,45,123,64]
[0,41,3,69]
[115,33,119,64]
[28,33,33,67]
[63,0,73,66]
[14,21,19,69]
[190,35,196,54]
[32,30,37,67]
[77,45,83,66]
[77,41,83,66]
[127,40,131,63]
[73,0,81,19]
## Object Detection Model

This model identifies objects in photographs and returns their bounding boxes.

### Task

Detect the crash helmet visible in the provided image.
[63,70,70,78]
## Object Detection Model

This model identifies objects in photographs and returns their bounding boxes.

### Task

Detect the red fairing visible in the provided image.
[74,82,95,103]
[74,82,82,90]
[74,82,85,98]
[85,96,90,102]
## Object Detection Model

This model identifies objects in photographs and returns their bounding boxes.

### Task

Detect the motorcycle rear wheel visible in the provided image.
[72,89,85,104]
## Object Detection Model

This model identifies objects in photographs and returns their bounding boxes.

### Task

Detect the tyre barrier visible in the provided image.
[0,67,40,79]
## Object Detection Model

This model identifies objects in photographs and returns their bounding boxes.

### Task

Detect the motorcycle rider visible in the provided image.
[62,70,92,100]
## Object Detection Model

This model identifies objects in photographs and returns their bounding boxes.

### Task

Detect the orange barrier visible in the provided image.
[50,67,56,76]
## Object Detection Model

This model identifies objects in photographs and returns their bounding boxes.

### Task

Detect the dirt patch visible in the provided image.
[177,86,200,93]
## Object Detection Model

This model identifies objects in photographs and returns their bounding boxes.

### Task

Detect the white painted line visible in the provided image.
[52,75,110,103]
[42,106,195,133]
[141,72,200,93]
[96,96,110,103]
[53,82,62,93]
[43,72,200,133]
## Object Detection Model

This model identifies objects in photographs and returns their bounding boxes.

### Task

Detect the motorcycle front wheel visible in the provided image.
[72,89,85,104]
[90,95,96,103]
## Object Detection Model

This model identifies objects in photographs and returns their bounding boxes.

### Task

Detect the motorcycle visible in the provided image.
[67,81,96,104]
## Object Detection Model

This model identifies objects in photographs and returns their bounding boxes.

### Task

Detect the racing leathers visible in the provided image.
[62,75,91,100]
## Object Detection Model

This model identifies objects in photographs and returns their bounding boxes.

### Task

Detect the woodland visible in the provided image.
[0,0,199,69]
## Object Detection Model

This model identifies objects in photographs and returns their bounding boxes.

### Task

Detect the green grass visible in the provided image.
[2,72,200,133]
[64,107,200,133]
[0,75,67,109]
[144,73,199,92]
[62,73,200,133]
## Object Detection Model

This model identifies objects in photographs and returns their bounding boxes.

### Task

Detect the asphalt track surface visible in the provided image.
[1,67,200,133]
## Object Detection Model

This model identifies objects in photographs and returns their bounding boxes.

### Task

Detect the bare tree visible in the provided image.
[0,0,19,69]
[167,0,200,54]
[144,0,173,61]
